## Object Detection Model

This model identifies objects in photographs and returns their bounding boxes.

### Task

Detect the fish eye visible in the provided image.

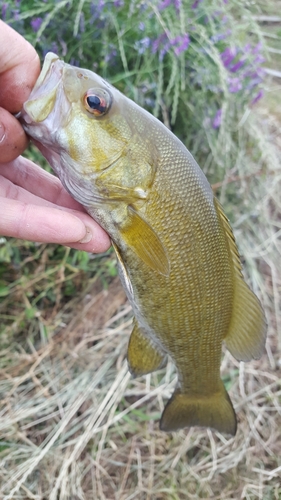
[83,88,112,116]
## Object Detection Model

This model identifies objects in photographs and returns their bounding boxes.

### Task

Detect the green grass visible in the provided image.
[1,0,281,498]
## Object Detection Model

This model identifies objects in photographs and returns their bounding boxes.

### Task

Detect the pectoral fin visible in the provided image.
[119,206,170,276]
[128,320,167,377]
[214,199,267,361]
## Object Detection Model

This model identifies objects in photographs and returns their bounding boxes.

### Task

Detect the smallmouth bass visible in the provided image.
[21,53,266,435]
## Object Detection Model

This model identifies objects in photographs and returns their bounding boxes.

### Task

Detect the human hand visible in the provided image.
[0,21,111,252]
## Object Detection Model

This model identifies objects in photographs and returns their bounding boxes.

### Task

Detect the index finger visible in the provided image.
[0,21,40,113]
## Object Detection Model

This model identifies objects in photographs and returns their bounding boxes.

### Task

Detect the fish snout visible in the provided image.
[21,53,63,124]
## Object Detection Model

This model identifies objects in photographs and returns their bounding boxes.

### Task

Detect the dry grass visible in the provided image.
[0,269,281,499]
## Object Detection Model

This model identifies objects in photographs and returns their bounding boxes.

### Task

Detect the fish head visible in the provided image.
[21,53,156,208]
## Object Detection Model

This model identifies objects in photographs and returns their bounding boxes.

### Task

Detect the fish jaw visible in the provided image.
[23,52,61,123]
[21,52,72,149]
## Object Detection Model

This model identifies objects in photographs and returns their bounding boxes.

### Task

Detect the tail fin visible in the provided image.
[160,384,237,435]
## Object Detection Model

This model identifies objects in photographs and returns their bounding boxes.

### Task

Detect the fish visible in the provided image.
[20,52,267,435]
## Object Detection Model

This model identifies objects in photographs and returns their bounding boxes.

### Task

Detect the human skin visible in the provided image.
[0,20,111,252]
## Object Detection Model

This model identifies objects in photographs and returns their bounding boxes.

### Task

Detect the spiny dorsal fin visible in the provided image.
[214,198,267,361]
[119,206,170,276]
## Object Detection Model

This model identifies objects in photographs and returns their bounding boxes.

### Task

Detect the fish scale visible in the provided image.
[116,144,233,401]
[21,52,267,435]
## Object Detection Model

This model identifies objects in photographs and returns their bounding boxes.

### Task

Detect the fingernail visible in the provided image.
[0,122,6,143]
[79,227,92,244]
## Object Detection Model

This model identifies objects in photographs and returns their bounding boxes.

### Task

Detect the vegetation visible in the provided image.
[0,0,280,498]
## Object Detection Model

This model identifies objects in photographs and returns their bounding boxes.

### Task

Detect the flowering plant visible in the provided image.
[3,0,265,182]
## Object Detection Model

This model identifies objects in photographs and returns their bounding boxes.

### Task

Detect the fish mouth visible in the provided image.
[21,52,64,125]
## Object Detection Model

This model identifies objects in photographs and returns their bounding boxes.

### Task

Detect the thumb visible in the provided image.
[0,20,40,113]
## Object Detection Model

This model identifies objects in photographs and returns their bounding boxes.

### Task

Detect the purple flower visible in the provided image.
[2,3,8,20]
[220,47,238,68]
[192,0,203,8]
[243,43,251,53]
[210,30,231,43]
[13,9,20,21]
[159,0,181,10]
[90,2,96,16]
[90,0,105,20]
[105,45,117,64]
[212,109,222,129]
[254,54,266,65]
[114,0,124,6]
[219,41,265,104]
[31,17,43,32]
[245,76,263,90]
[172,33,190,56]
[228,77,242,93]
[159,46,169,61]
[135,37,151,55]
[153,32,189,60]
[229,59,245,73]
[251,90,263,105]
[159,0,173,8]
[252,42,262,54]
[152,33,169,60]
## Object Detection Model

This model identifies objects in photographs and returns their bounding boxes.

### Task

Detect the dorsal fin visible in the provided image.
[214,198,267,361]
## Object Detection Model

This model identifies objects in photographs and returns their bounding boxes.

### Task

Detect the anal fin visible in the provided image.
[128,321,167,377]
